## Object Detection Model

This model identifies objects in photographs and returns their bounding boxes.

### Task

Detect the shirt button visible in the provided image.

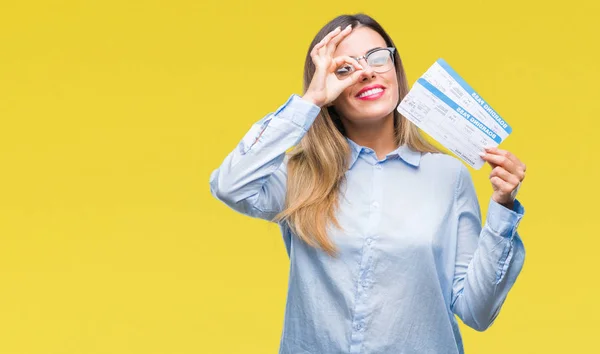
[366,238,373,245]
[372,201,379,209]
[353,321,364,331]
[376,164,382,170]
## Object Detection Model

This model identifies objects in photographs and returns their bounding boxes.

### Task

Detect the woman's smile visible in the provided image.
[355,84,386,100]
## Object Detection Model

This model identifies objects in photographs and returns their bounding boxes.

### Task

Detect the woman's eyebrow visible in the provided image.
[366,46,383,53]
[350,47,384,57]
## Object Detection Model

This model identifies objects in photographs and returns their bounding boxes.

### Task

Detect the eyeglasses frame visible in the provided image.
[349,47,396,73]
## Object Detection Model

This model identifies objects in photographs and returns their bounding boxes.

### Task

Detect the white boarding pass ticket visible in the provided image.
[397,60,511,169]
[421,59,511,140]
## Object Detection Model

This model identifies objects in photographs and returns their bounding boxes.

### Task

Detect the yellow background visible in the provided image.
[1,0,598,353]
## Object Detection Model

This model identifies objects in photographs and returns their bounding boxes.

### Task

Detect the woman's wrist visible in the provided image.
[492,195,515,211]
[301,93,323,108]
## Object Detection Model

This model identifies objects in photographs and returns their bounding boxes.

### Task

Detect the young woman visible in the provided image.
[209,13,526,354]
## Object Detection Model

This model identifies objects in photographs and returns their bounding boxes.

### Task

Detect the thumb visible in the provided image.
[341,68,365,90]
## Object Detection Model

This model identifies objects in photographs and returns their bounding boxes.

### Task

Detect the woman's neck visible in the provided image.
[341,114,397,160]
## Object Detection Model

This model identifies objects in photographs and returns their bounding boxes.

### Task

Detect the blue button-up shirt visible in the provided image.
[209,94,525,354]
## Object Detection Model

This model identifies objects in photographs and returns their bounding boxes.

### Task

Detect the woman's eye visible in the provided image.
[336,65,354,76]
[370,57,387,66]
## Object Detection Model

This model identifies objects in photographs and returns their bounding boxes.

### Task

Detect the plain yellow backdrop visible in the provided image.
[1,0,598,353]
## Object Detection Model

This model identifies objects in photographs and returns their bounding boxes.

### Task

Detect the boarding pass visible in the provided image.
[397,59,511,169]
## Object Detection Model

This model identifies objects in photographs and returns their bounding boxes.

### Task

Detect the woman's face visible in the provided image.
[331,27,399,124]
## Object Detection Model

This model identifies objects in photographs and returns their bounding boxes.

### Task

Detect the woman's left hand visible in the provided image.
[479,147,526,209]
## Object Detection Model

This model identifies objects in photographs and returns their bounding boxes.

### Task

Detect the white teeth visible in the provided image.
[358,88,384,98]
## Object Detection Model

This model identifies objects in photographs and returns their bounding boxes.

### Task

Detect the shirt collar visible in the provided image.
[346,137,422,169]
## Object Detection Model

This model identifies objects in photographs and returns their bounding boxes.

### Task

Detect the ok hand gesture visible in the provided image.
[302,25,365,108]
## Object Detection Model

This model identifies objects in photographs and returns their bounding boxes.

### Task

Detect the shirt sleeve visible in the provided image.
[209,94,321,221]
[450,163,526,331]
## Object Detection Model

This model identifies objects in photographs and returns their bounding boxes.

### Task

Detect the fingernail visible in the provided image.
[478,152,486,157]
[346,24,352,30]
[336,26,341,31]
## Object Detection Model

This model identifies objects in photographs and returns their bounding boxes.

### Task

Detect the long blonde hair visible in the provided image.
[273,14,440,257]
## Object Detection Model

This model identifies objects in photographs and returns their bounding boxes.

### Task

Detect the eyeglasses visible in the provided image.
[335,47,396,79]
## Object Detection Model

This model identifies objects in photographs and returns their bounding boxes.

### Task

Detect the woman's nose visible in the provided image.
[358,59,376,81]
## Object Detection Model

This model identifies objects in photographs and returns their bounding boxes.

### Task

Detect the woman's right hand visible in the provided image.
[302,25,365,108]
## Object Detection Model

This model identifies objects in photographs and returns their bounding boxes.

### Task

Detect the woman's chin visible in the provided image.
[351,105,395,121]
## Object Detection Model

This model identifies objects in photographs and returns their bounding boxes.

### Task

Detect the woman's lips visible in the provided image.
[356,88,385,101]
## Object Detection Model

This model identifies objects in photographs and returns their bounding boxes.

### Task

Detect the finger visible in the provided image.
[343,66,367,86]
[490,176,515,196]
[311,41,324,54]
[332,55,363,72]
[485,147,526,179]
[330,63,365,92]
[311,39,329,58]
[318,26,342,52]
[480,151,518,175]
[326,25,353,55]
[490,166,521,187]
[484,147,519,165]
[311,26,341,57]
[484,147,526,172]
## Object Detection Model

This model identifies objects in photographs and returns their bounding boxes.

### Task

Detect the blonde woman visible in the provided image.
[209,13,526,354]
